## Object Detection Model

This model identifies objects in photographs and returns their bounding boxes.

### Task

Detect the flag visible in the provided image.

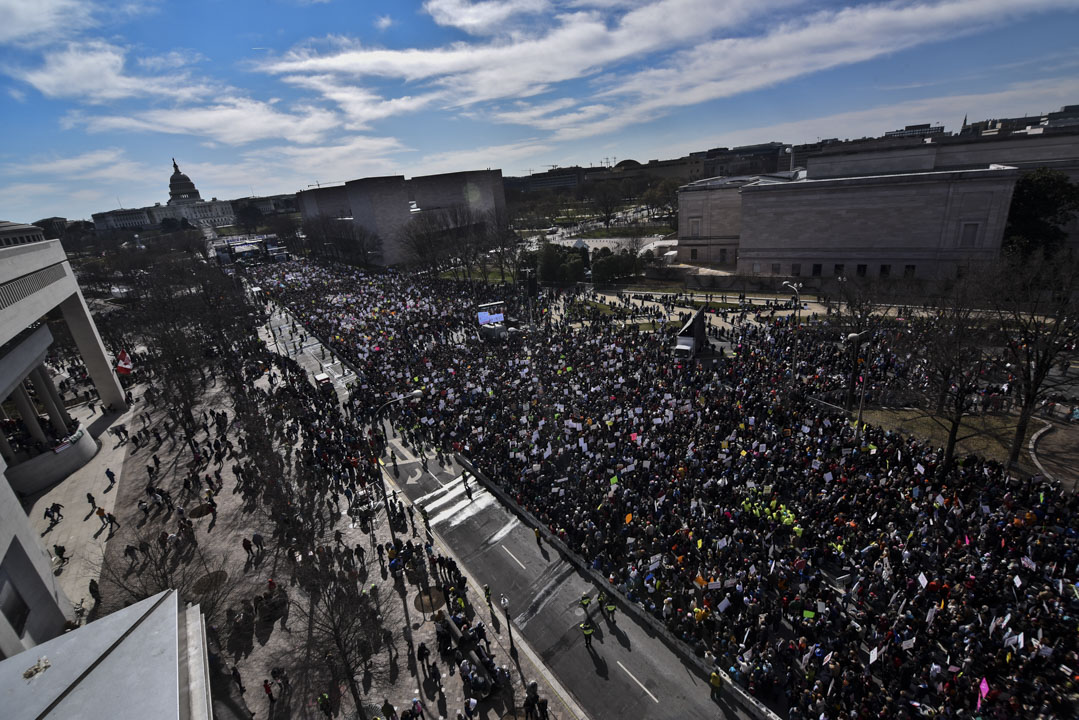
[116,350,133,375]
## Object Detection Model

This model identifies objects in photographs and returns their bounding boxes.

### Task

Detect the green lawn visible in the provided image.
[861,409,1037,470]
[573,225,672,239]
[436,266,518,283]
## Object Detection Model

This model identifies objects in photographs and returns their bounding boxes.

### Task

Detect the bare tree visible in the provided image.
[288,573,394,720]
[902,277,992,472]
[399,212,445,272]
[989,252,1079,465]
[94,528,238,627]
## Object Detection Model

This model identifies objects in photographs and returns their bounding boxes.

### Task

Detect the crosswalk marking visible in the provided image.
[414,475,497,527]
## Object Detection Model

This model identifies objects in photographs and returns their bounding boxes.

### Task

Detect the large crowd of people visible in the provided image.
[246,259,1078,720]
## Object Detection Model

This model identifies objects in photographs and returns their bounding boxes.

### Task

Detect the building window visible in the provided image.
[958,222,979,248]
[690,248,698,260]
[956,264,966,278]
[689,218,701,237]
[833,264,844,277]
[719,249,727,264]
[771,263,781,275]
[856,264,867,277]
[791,263,801,277]
[904,264,916,278]
[879,264,891,277]
[0,566,30,637]
[752,262,761,274]
[812,263,822,277]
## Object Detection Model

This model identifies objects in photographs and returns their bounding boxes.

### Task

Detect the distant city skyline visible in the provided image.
[1,0,1079,223]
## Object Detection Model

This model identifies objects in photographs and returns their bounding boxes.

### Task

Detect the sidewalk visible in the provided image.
[1032,419,1079,492]
[23,397,136,614]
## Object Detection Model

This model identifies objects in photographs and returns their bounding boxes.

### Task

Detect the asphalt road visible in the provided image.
[384,438,754,720]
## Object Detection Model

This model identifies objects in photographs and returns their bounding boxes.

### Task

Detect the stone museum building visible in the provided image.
[91,160,236,232]
[298,169,506,265]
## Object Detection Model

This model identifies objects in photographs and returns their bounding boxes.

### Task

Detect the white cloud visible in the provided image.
[375,15,394,31]
[16,40,214,102]
[0,182,59,214]
[423,0,550,35]
[635,76,1079,164]
[0,0,96,46]
[533,0,1079,139]
[137,48,205,71]
[281,74,444,129]
[261,0,775,105]
[73,97,342,145]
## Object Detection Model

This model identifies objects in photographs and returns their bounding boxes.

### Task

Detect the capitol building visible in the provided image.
[91,160,236,231]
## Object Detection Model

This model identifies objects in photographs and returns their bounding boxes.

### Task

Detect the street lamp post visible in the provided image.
[375,390,424,537]
[500,594,514,649]
[783,281,802,387]
[845,329,872,419]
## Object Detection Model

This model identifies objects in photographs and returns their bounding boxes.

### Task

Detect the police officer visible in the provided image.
[580,619,595,648]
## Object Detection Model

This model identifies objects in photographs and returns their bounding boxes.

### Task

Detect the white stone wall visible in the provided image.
[736,168,1019,278]
[346,177,412,265]
[677,183,743,264]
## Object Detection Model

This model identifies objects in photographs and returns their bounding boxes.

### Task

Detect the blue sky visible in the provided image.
[1,0,1078,223]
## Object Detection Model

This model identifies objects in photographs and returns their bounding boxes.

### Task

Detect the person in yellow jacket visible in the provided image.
[709,668,724,700]
[580,619,595,648]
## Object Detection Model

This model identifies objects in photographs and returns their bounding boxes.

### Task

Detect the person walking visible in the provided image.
[53,545,68,565]
[88,578,101,603]
[534,526,543,547]
[50,502,64,521]
[317,692,332,718]
[263,679,276,705]
[106,512,120,530]
[96,506,108,528]
[231,666,245,693]
[417,641,430,676]
[243,537,254,558]
[579,592,591,611]
[86,492,96,510]
[105,468,116,486]
[580,619,595,648]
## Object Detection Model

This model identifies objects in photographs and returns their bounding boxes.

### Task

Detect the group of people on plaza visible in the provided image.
[244,259,1078,720]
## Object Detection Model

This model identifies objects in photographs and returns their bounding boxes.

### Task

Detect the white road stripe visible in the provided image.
[502,544,527,569]
[488,518,519,544]
[445,494,497,527]
[417,478,468,512]
[617,661,659,703]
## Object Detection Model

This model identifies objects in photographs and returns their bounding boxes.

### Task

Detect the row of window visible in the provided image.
[0,232,44,247]
[688,248,736,263]
[751,262,917,278]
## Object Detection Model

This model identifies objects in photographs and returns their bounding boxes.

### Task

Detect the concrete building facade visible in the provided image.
[676,130,1079,277]
[298,169,505,266]
[736,167,1018,279]
[0,221,128,659]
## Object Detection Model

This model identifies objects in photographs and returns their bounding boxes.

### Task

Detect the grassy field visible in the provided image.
[631,319,682,331]
[573,225,672,239]
[436,266,517,283]
[861,408,1037,471]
